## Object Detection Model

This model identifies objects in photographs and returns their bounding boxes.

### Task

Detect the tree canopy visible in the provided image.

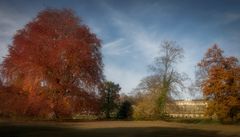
[0,8,103,118]
[100,81,121,118]
[197,44,240,121]
[133,41,187,118]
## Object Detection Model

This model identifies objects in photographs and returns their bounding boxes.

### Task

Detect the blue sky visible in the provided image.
[0,0,240,98]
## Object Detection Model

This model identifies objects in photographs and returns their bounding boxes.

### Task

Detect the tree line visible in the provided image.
[0,8,239,122]
[133,43,240,123]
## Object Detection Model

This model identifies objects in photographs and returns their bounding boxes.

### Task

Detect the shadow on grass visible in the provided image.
[0,123,237,137]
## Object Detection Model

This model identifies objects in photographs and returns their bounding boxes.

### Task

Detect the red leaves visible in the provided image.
[1,8,103,118]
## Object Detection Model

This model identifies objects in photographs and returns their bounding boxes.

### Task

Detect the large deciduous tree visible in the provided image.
[149,41,186,115]
[133,41,186,118]
[1,8,103,118]
[100,81,120,118]
[197,44,240,121]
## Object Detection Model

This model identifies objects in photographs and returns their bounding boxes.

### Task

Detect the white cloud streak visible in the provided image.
[110,13,159,62]
[102,38,131,56]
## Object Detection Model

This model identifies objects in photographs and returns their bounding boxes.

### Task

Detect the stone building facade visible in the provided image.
[165,100,207,118]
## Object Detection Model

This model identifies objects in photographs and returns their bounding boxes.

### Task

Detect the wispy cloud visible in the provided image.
[103,38,124,49]
[102,38,131,56]
[98,4,162,93]
[112,18,159,62]
[103,4,160,63]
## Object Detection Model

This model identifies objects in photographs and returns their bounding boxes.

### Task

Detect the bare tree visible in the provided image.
[149,41,187,115]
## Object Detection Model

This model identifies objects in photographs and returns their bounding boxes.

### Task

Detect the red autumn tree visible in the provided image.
[197,44,240,121]
[1,8,103,118]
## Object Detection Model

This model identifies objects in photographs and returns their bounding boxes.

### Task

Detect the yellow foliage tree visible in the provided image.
[132,92,159,119]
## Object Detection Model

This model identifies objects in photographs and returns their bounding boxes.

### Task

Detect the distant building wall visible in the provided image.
[165,100,207,118]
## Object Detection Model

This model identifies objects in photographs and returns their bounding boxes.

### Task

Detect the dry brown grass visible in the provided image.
[0,120,239,137]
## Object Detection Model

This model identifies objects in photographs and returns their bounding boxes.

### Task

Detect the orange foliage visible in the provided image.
[198,45,240,121]
[1,9,103,118]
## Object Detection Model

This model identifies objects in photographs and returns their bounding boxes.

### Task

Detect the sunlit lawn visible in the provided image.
[0,121,240,137]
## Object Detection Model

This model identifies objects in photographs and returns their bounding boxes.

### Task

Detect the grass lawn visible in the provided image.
[0,120,240,137]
